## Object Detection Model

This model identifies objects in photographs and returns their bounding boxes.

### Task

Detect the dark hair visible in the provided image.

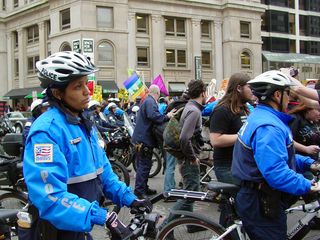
[315,80,320,90]
[217,72,250,115]
[187,80,206,99]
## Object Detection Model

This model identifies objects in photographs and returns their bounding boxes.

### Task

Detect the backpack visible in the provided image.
[163,107,185,159]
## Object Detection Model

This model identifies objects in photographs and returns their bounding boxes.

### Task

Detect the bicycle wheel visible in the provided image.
[0,191,28,209]
[111,161,130,186]
[132,149,162,178]
[158,216,232,240]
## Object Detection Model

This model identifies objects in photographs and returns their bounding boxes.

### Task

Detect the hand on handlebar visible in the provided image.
[310,161,320,175]
[106,212,131,240]
[131,198,153,213]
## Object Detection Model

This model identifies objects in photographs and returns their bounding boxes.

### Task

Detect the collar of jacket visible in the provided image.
[257,104,293,124]
[189,100,205,111]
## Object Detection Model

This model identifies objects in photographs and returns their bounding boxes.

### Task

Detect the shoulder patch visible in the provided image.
[34,144,53,163]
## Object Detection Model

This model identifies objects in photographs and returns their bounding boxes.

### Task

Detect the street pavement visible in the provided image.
[91,167,320,240]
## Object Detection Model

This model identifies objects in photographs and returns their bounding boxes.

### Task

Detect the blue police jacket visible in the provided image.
[132,95,168,147]
[23,106,136,232]
[158,103,167,115]
[232,104,313,196]
[103,107,124,117]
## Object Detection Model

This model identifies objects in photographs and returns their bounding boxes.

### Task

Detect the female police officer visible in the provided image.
[23,51,151,240]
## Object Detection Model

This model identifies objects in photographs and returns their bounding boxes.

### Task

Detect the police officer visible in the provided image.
[23,51,152,240]
[232,70,320,240]
[23,98,49,144]
[106,102,124,127]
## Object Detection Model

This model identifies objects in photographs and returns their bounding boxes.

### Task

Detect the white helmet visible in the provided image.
[132,106,140,113]
[36,51,98,88]
[88,100,101,109]
[248,70,294,99]
[30,99,43,112]
[30,99,49,112]
[107,102,117,110]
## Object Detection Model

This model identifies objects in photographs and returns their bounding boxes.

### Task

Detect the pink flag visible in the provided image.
[151,74,169,96]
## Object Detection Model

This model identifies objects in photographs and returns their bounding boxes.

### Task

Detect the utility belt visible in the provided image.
[240,180,297,219]
[134,143,153,159]
[17,204,91,240]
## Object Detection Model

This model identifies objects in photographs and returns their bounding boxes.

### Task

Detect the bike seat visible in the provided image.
[207,181,239,194]
[0,209,19,223]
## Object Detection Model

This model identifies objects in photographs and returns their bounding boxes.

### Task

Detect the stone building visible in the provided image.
[0,0,264,103]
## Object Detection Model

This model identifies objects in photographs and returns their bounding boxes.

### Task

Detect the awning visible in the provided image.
[169,82,186,93]
[262,51,320,64]
[97,81,119,94]
[3,87,43,99]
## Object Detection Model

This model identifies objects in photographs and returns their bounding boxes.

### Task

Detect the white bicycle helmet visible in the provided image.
[36,51,98,88]
[132,106,140,113]
[88,100,101,110]
[30,99,43,112]
[107,102,117,110]
[248,70,294,100]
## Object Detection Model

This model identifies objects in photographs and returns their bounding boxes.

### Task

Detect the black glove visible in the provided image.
[106,212,131,240]
[131,199,153,213]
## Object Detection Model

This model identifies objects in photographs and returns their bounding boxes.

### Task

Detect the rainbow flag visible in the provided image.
[123,72,146,100]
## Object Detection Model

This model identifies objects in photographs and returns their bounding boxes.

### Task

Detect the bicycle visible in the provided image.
[158,181,320,240]
[0,209,21,240]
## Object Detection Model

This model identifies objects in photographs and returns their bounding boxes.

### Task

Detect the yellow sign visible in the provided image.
[92,85,102,102]
[118,88,129,101]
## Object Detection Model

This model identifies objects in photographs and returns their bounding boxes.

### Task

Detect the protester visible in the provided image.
[23,51,151,240]
[162,80,207,231]
[232,70,320,240]
[132,85,175,199]
[163,89,190,194]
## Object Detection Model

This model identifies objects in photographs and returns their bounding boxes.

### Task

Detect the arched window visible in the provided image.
[60,42,71,51]
[97,41,114,65]
[240,51,251,69]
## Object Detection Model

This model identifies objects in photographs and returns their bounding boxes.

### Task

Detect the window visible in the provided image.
[14,0,18,8]
[289,40,296,52]
[299,15,307,36]
[166,49,186,67]
[60,8,70,30]
[201,51,211,69]
[240,52,251,69]
[289,14,295,34]
[60,43,71,51]
[27,56,39,74]
[46,20,51,38]
[201,20,210,38]
[271,37,289,52]
[309,16,320,37]
[288,0,295,8]
[136,14,149,34]
[97,42,114,65]
[310,41,320,55]
[240,21,251,38]
[97,7,113,28]
[270,11,288,33]
[14,59,19,77]
[165,17,186,37]
[299,0,306,10]
[137,47,149,67]
[27,25,39,44]
[309,0,320,12]
[14,31,18,48]
[269,0,287,7]
[261,13,268,31]
[2,0,6,10]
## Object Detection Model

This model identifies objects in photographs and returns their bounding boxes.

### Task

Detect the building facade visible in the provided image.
[0,0,264,102]
[261,0,320,80]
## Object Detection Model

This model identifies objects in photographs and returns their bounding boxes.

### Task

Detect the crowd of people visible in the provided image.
[16,51,320,240]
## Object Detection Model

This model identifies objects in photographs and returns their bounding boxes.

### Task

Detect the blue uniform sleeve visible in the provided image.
[99,154,136,207]
[115,108,124,117]
[23,131,107,232]
[251,125,311,195]
[202,101,217,116]
[295,154,314,173]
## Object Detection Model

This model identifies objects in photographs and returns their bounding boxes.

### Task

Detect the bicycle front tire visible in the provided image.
[0,191,28,209]
[158,216,232,240]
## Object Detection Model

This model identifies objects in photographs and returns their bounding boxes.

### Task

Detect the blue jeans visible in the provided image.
[163,152,177,192]
[165,160,200,223]
[214,166,240,228]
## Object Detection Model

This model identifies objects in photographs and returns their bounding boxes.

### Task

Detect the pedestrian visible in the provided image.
[22,51,152,240]
[232,70,320,240]
[132,84,175,199]
[163,89,190,194]
[209,73,253,227]
[162,80,207,232]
